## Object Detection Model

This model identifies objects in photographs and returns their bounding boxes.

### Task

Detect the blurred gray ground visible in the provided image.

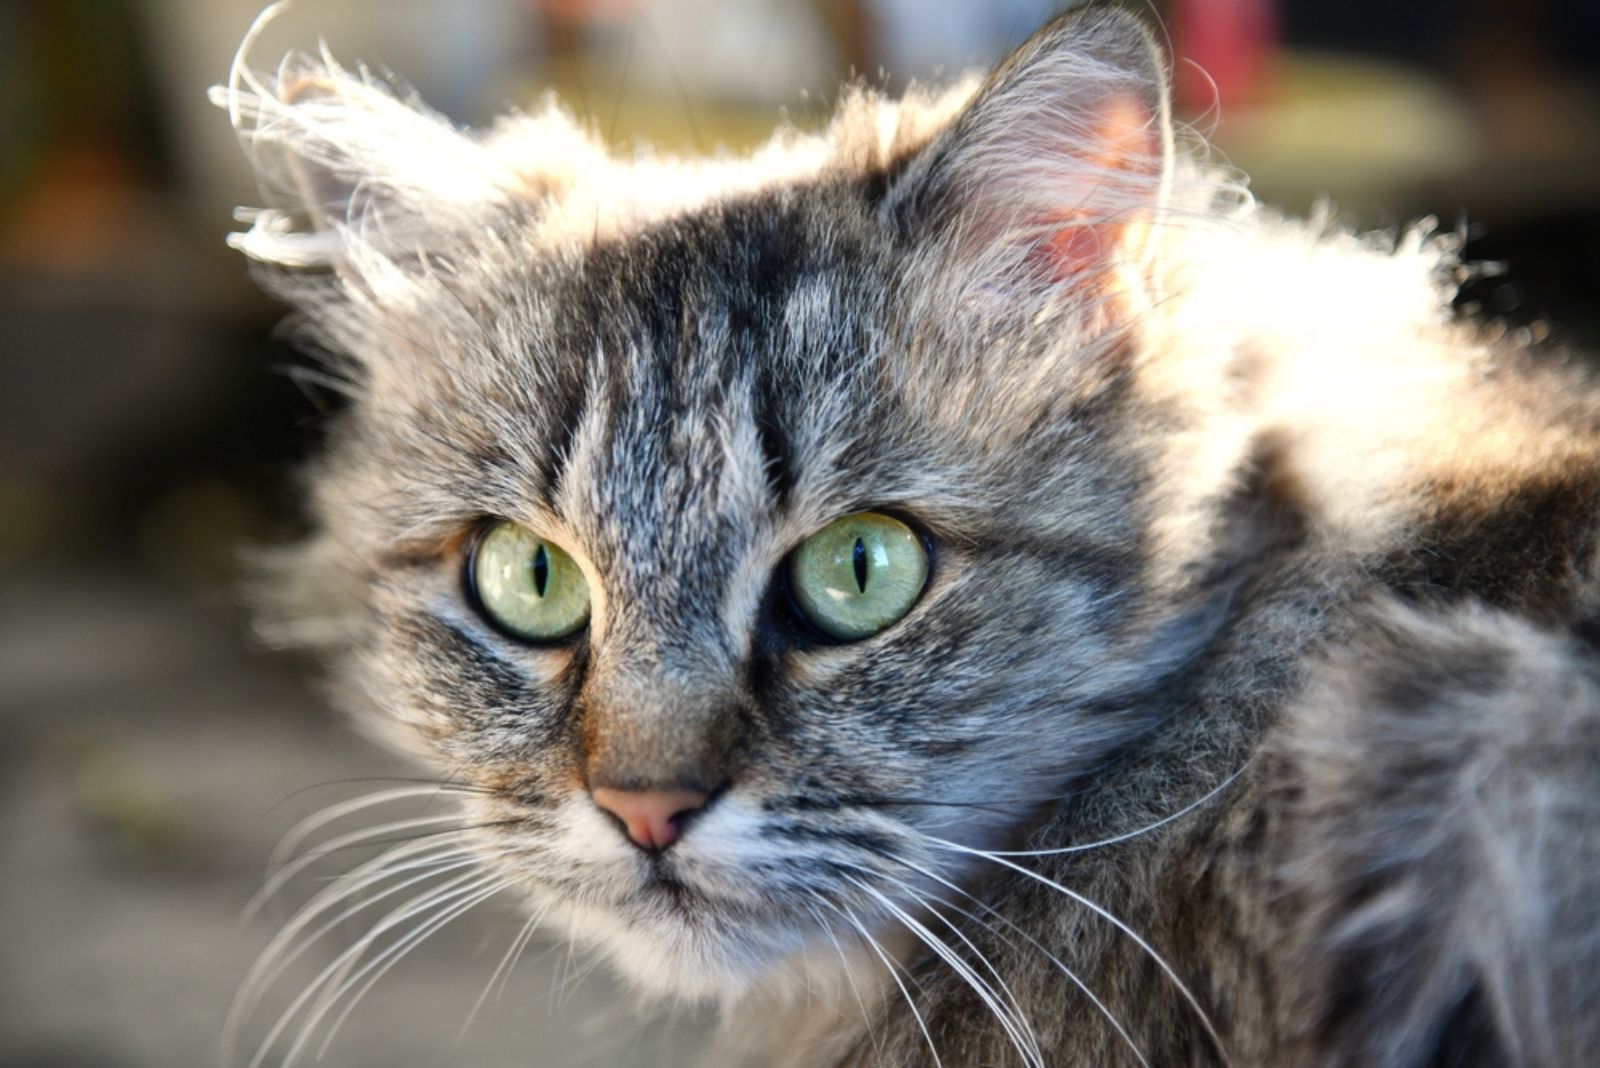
[0,569,703,1067]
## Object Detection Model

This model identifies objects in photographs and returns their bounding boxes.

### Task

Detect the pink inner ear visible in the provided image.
[1041,224,1113,285]
[1092,95,1162,172]
[1033,94,1161,288]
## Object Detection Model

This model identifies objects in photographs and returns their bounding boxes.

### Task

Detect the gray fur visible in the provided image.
[225,6,1600,1066]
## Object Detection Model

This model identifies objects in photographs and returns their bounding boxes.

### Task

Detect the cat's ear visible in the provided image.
[215,51,532,269]
[885,7,1172,318]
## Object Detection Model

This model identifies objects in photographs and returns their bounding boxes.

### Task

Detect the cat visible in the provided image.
[221,3,1600,1066]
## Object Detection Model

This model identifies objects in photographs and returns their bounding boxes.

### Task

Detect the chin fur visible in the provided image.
[547,896,814,1002]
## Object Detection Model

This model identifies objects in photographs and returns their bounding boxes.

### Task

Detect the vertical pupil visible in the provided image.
[852,536,869,593]
[532,543,550,598]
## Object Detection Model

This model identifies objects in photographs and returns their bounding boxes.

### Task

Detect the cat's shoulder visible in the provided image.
[1265,596,1600,1065]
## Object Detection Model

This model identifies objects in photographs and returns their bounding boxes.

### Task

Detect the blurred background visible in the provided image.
[2,1,1598,1065]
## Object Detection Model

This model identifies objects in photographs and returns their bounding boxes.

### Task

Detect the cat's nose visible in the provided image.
[591,786,709,852]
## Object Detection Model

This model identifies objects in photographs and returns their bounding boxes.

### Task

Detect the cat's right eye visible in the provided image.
[469,520,591,642]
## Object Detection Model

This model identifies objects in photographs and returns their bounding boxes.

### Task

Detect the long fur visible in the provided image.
[223,5,1600,1066]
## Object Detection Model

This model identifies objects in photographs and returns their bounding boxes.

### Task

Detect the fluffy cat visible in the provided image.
[222,4,1600,1065]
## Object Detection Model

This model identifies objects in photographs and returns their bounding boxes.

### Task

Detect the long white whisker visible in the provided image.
[229,838,480,1058]
[843,873,1042,1068]
[929,837,1229,1065]
[458,900,552,1041]
[550,913,581,1015]
[986,762,1249,857]
[802,900,884,1064]
[307,878,511,1061]
[889,853,1150,1068]
[853,864,1050,1068]
[246,841,478,990]
[550,948,606,1010]
[248,813,472,920]
[245,871,494,1068]
[495,902,547,1002]
[230,848,484,1051]
[267,785,475,872]
[809,891,943,1068]
[300,868,496,1033]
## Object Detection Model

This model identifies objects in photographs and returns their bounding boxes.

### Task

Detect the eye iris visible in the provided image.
[789,512,928,641]
[471,521,590,641]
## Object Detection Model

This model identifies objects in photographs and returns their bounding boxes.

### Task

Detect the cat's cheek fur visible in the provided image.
[320,557,582,751]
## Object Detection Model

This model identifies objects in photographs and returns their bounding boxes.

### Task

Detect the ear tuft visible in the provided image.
[212,26,521,269]
[887,7,1173,313]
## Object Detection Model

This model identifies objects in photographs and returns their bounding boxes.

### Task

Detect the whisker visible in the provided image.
[886,853,1150,1068]
[808,891,944,1068]
[856,794,1044,812]
[550,946,606,1010]
[250,813,472,920]
[305,865,498,1013]
[495,903,547,1002]
[635,2,703,153]
[308,879,512,1062]
[842,873,1042,1068]
[237,832,477,1028]
[237,842,475,1001]
[261,777,489,820]
[849,864,1047,1068]
[245,871,496,1068]
[236,831,470,1004]
[229,847,484,1050]
[458,901,553,1041]
[802,900,884,1064]
[985,762,1249,857]
[286,817,529,868]
[928,837,1229,1066]
[267,785,477,869]
[550,913,582,1015]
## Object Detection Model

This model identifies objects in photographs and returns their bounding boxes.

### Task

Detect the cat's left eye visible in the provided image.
[469,520,590,642]
[788,511,929,641]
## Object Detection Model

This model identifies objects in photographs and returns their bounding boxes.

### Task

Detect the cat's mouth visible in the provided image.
[622,850,775,920]
[492,790,914,998]
[636,859,712,908]
[548,871,809,998]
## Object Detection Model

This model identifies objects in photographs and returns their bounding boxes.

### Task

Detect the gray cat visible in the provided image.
[222,5,1600,1066]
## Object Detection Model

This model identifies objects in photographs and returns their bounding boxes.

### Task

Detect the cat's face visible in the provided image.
[236,10,1215,997]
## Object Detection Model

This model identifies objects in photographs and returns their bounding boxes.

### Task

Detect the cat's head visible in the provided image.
[229,8,1238,998]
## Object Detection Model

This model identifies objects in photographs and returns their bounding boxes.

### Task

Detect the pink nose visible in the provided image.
[591,787,709,852]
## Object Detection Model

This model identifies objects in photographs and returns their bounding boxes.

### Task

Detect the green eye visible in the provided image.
[470,521,590,642]
[788,512,929,641]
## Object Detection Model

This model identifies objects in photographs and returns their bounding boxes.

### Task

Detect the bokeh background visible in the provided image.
[3,1,1599,1065]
